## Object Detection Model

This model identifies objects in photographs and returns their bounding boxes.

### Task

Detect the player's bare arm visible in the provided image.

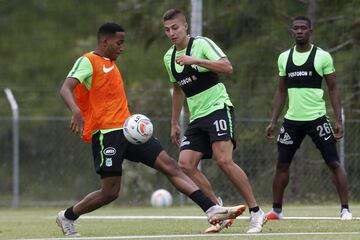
[324,72,343,139]
[175,55,233,75]
[171,83,185,147]
[265,76,287,139]
[60,77,84,135]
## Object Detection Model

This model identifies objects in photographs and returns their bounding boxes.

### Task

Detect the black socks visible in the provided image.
[189,190,215,212]
[341,204,349,211]
[272,202,282,213]
[64,206,79,221]
[249,206,260,213]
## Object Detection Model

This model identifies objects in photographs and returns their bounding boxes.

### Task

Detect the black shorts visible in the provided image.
[180,105,236,159]
[277,115,339,164]
[92,130,163,178]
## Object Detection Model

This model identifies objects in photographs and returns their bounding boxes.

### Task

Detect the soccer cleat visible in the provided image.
[204,219,235,234]
[340,208,353,220]
[247,209,266,233]
[206,204,246,225]
[265,209,284,220]
[56,210,80,236]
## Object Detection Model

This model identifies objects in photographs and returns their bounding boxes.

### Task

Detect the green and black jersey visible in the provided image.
[164,36,233,121]
[278,45,335,121]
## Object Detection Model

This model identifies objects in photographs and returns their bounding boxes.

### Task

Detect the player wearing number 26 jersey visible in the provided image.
[265,16,352,221]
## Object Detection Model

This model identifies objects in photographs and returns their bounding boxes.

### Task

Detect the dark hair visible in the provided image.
[163,9,186,22]
[293,16,312,29]
[97,22,124,41]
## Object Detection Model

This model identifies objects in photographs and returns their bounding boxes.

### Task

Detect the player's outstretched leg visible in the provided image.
[204,196,236,234]
[206,204,247,225]
[205,219,235,233]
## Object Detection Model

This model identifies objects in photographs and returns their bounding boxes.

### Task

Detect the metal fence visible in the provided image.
[1,113,359,207]
[1,0,359,209]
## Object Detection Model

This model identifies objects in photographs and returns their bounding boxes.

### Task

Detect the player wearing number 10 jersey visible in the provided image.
[163,9,266,233]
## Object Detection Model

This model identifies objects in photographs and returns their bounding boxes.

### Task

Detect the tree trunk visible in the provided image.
[307,0,318,42]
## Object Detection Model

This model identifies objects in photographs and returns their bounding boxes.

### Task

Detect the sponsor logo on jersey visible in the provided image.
[288,71,313,78]
[103,64,114,73]
[177,75,197,86]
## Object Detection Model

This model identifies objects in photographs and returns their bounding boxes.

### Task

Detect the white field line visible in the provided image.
[78,215,360,220]
[18,232,360,240]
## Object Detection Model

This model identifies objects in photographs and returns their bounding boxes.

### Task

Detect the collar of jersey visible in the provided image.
[90,51,110,60]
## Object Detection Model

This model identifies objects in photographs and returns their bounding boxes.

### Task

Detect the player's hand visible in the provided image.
[333,121,343,140]
[70,108,84,136]
[175,55,196,66]
[265,122,276,139]
[170,124,181,148]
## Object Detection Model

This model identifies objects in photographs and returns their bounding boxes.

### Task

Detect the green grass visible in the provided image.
[0,204,359,239]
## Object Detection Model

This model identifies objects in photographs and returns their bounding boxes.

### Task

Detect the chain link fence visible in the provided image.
[1,113,359,207]
[0,0,359,208]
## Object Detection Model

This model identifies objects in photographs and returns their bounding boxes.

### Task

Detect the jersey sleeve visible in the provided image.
[321,51,336,75]
[163,49,177,83]
[197,37,226,61]
[67,56,93,85]
[277,52,287,77]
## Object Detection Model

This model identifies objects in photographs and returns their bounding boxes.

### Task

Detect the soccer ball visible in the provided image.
[150,189,173,207]
[123,114,153,145]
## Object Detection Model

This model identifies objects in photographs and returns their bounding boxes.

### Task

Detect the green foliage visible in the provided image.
[0,0,358,118]
[1,0,359,206]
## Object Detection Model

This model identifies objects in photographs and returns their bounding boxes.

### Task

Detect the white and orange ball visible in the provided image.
[123,114,153,145]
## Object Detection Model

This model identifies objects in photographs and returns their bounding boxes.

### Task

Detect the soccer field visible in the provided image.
[1,204,359,240]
